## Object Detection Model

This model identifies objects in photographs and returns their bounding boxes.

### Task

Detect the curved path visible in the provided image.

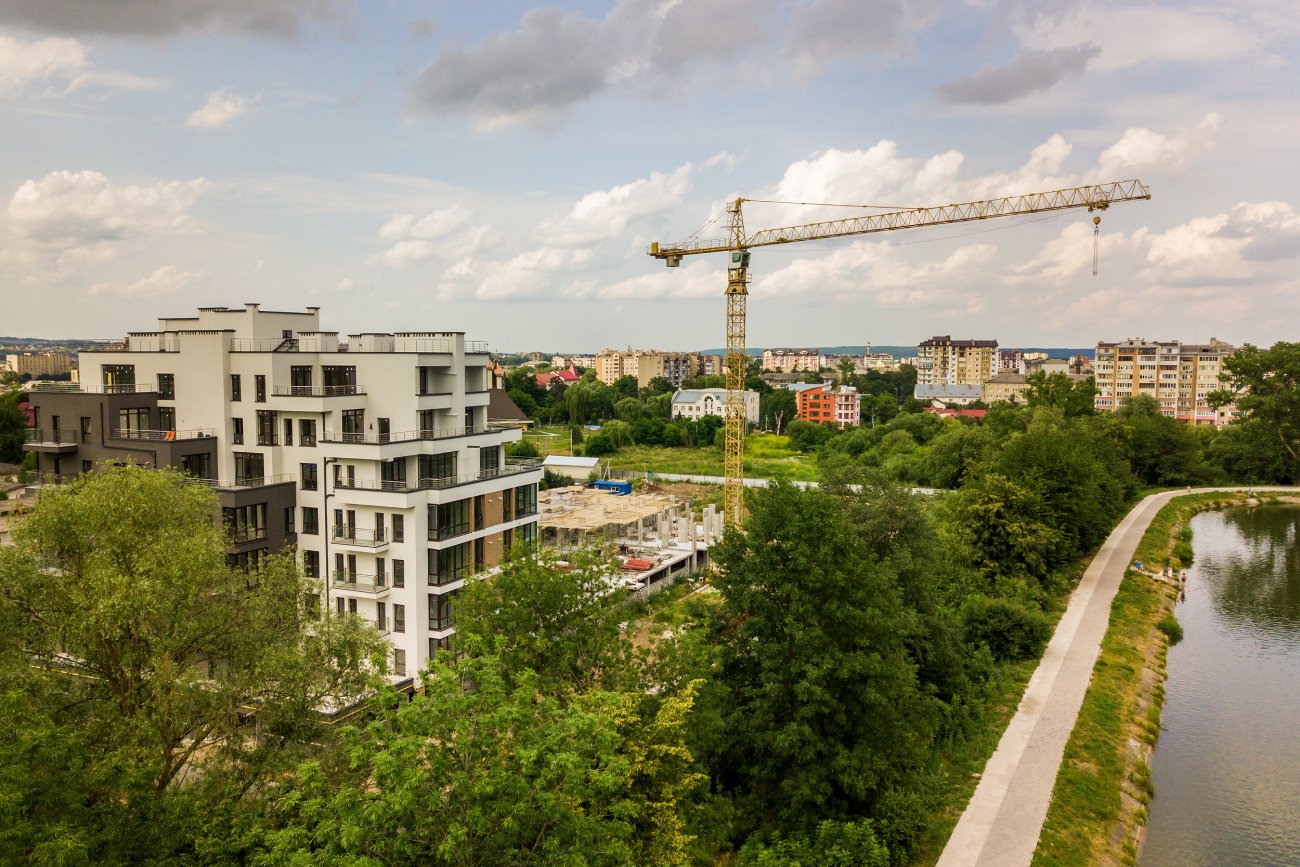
[937,487,1296,867]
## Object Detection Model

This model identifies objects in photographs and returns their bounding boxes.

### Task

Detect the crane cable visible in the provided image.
[1093,215,1101,275]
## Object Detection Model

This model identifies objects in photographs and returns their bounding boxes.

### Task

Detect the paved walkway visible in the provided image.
[937,487,1296,867]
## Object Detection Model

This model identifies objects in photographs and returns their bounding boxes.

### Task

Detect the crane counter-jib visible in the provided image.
[648,179,1151,259]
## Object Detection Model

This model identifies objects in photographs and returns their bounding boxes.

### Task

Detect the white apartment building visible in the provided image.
[671,388,760,426]
[1094,337,1237,426]
[24,304,541,676]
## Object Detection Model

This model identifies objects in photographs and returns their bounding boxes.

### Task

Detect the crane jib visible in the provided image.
[648,180,1151,259]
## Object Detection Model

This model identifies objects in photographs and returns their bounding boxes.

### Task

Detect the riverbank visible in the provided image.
[1031,491,1257,865]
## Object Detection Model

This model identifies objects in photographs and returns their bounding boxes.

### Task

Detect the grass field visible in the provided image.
[521,426,819,482]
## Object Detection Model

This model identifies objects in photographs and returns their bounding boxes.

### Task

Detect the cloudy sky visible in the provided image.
[1,1,1297,351]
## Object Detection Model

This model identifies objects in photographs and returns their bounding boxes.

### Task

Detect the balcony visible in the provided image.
[332,573,391,596]
[111,428,216,442]
[320,423,513,445]
[194,474,295,492]
[417,458,542,491]
[272,384,365,397]
[331,526,389,549]
[334,478,419,494]
[27,382,156,394]
[23,428,79,453]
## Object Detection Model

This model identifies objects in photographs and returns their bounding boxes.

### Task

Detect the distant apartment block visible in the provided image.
[4,351,73,377]
[1094,337,1236,426]
[762,348,821,373]
[594,349,724,389]
[999,349,1025,373]
[789,382,861,429]
[551,354,596,369]
[671,388,759,426]
[915,336,999,388]
[23,304,541,675]
[982,372,1030,404]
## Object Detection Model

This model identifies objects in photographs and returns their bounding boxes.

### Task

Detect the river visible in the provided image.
[1142,505,1300,866]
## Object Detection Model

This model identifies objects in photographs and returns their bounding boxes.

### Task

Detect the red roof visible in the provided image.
[924,407,986,419]
[534,365,581,387]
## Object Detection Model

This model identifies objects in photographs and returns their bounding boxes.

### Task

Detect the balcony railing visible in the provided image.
[28,382,156,394]
[334,478,417,493]
[321,423,510,444]
[24,428,78,445]
[229,337,340,352]
[332,573,390,595]
[271,384,364,397]
[331,526,388,547]
[111,428,216,442]
[417,458,542,491]
[194,474,295,491]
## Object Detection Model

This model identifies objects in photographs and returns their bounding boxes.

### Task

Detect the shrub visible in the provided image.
[960,596,1053,661]
[583,433,615,457]
[1156,615,1184,644]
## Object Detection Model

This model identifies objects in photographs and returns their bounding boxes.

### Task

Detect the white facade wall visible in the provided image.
[671,388,759,426]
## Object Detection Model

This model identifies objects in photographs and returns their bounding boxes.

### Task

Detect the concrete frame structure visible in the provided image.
[1093,337,1237,426]
[23,304,542,674]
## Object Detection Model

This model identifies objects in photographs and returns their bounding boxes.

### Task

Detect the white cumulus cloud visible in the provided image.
[89,265,203,297]
[0,32,85,91]
[186,88,255,129]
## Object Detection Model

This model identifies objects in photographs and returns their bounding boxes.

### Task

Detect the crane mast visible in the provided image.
[650,179,1150,529]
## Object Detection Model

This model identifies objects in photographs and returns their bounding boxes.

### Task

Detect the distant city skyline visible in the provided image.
[2,3,1296,348]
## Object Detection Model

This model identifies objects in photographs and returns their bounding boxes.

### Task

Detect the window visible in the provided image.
[233,452,264,486]
[299,418,317,447]
[180,452,210,479]
[322,365,357,393]
[302,507,319,535]
[285,506,295,535]
[158,407,175,432]
[514,483,538,517]
[522,522,537,546]
[227,548,266,572]
[231,374,242,402]
[158,373,175,400]
[117,407,150,435]
[283,418,293,446]
[380,459,406,489]
[418,366,439,395]
[429,500,470,541]
[419,452,456,482]
[474,495,485,531]
[348,598,357,615]
[223,503,267,543]
[340,409,365,442]
[82,460,93,474]
[232,417,244,445]
[428,592,455,629]
[376,557,386,584]
[102,364,136,393]
[479,445,500,473]
[419,409,435,435]
[255,374,267,402]
[256,410,278,445]
[376,601,387,632]
[79,416,92,443]
[290,365,313,394]
[392,514,404,543]
[503,489,514,522]
[336,597,345,615]
[428,542,469,585]
[393,603,405,633]
[393,648,407,677]
[301,462,318,490]
[392,558,405,588]
[474,535,484,570]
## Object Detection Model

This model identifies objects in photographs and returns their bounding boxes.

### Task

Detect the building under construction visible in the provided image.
[538,485,723,597]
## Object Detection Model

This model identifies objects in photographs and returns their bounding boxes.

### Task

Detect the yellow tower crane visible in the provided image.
[649,179,1151,529]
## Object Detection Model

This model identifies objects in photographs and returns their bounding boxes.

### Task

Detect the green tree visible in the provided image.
[584,432,616,456]
[259,657,708,866]
[642,376,675,399]
[456,547,629,691]
[602,418,635,448]
[955,472,1062,587]
[1024,370,1096,416]
[710,484,937,832]
[761,388,797,433]
[1210,341,1300,476]
[0,391,27,463]
[612,374,640,400]
[695,413,724,447]
[616,396,644,422]
[0,464,384,862]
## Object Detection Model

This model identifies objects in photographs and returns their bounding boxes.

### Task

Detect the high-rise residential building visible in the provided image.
[1093,337,1237,426]
[4,351,73,377]
[762,348,821,373]
[593,349,724,388]
[915,336,999,387]
[23,304,541,672]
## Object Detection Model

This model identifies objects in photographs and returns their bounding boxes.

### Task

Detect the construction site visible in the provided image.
[538,484,724,600]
